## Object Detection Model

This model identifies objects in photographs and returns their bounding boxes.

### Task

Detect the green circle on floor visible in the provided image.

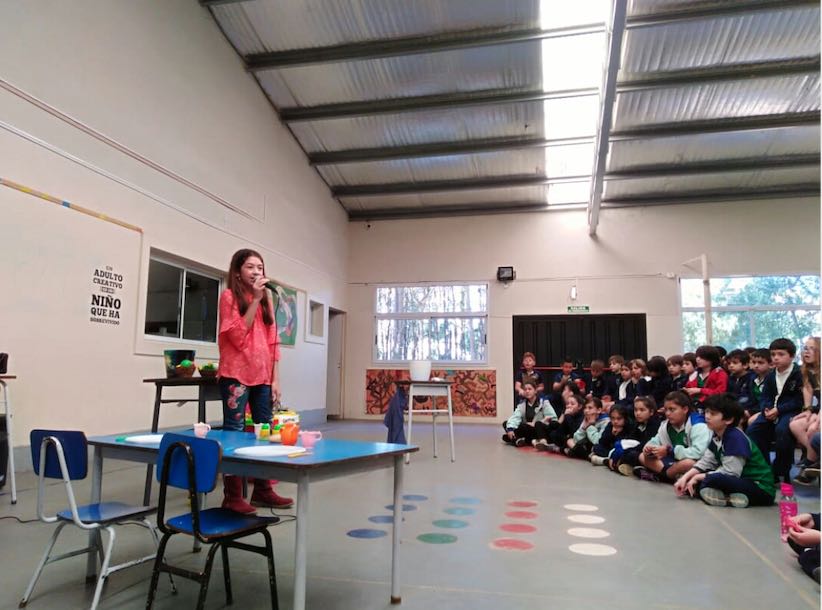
[417,533,458,544]
[432,519,469,529]
[444,507,475,516]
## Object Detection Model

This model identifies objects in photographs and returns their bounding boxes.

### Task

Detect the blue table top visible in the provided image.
[89,428,418,469]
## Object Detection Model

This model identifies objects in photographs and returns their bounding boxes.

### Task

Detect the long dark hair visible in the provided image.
[227,249,274,325]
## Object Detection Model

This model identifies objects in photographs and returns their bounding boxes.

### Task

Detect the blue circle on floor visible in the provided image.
[444,507,475,516]
[347,528,387,539]
[433,519,469,529]
[450,497,482,505]
[368,515,395,524]
[403,494,429,501]
[385,504,418,512]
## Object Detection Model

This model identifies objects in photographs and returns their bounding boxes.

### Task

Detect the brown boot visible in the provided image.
[221,475,256,514]
[250,479,294,509]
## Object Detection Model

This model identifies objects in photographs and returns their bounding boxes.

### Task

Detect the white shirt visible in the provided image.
[775,363,795,397]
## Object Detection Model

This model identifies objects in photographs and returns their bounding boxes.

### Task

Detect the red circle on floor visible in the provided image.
[500,523,537,533]
[504,510,538,519]
[491,537,534,551]
[508,501,538,508]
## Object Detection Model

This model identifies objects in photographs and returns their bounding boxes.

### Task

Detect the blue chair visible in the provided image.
[146,433,280,610]
[21,430,173,610]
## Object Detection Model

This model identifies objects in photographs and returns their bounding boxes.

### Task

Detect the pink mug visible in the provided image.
[193,422,211,438]
[299,430,323,449]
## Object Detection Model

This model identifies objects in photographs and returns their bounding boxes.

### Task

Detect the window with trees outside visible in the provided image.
[681,275,820,352]
[375,284,488,363]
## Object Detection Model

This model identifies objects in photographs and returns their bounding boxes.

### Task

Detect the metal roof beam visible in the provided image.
[601,184,820,206]
[347,202,573,221]
[244,23,604,70]
[588,0,628,236]
[610,112,821,140]
[281,88,596,123]
[626,0,819,28]
[310,136,595,166]
[333,175,589,198]
[606,155,820,179]
[617,57,821,92]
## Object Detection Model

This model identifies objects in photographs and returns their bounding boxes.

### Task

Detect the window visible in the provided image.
[680,275,821,352]
[144,257,220,343]
[375,284,488,363]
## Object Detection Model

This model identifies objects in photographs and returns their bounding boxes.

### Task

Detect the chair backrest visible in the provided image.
[157,433,220,494]
[30,430,87,480]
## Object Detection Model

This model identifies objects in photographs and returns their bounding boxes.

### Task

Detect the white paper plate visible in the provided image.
[233,445,306,458]
[123,434,165,444]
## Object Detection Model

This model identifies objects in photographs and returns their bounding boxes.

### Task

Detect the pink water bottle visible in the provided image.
[778,482,798,541]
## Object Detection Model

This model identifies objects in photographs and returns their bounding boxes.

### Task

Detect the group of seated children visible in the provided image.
[506,337,821,492]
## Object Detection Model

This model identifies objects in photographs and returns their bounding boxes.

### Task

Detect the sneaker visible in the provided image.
[635,466,660,482]
[563,448,571,456]
[793,470,818,486]
[534,439,549,451]
[502,434,514,444]
[618,463,634,477]
[728,493,749,508]
[813,567,820,584]
[699,487,729,507]
[590,455,608,466]
[514,437,527,447]
[545,443,561,454]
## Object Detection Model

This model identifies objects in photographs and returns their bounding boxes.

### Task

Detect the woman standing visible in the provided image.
[218,248,293,513]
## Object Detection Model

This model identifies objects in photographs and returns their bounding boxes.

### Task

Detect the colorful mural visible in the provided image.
[268,282,298,347]
[365,369,496,417]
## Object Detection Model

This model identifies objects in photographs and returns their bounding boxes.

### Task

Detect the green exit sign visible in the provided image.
[567,305,590,313]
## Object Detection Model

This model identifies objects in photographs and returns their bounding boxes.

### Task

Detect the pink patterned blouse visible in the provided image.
[218,289,280,386]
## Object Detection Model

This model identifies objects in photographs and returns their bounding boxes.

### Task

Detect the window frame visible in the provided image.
[679,274,821,350]
[372,282,489,366]
[143,254,222,347]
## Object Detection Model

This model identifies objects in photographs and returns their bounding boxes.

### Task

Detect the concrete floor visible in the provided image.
[0,421,819,610]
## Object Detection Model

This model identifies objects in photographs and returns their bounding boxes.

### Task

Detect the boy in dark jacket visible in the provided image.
[747,338,805,483]
[726,349,756,419]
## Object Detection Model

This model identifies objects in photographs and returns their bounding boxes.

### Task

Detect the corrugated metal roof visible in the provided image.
[212,0,540,55]
[622,6,820,78]
[207,0,820,220]
[613,73,820,130]
[257,41,542,107]
[608,125,820,171]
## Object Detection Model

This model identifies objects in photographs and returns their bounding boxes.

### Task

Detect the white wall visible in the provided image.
[0,0,348,447]
[345,199,820,423]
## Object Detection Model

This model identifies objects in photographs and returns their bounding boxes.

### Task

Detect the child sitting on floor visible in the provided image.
[534,393,584,452]
[591,403,635,468]
[566,397,609,459]
[637,391,710,482]
[674,393,775,508]
[787,513,821,583]
[503,379,557,447]
[726,349,756,417]
[615,396,662,476]
[668,354,688,391]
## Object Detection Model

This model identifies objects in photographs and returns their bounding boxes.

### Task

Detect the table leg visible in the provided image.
[390,455,404,604]
[447,392,455,462]
[197,388,206,425]
[293,471,309,610]
[143,385,163,505]
[432,407,438,459]
[2,381,17,504]
[86,446,103,580]
[405,389,413,465]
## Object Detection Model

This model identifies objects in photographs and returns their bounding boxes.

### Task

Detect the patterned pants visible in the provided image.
[219,377,273,431]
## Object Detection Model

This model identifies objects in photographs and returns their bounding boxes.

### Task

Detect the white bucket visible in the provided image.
[409,360,432,381]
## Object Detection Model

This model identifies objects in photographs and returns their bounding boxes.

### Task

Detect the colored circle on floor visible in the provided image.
[500,523,537,533]
[563,503,599,512]
[504,510,538,519]
[568,527,610,539]
[491,537,534,551]
[347,528,387,539]
[368,515,395,524]
[432,519,469,529]
[385,504,418,512]
[567,514,605,524]
[569,543,617,556]
[444,507,476,516]
[508,500,538,508]
[450,497,482,505]
[417,533,458,544]
[403,494,429,501]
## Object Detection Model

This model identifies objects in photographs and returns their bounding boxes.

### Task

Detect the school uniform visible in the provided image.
[568,413,610,458]
[684,367,729,407]
[504,396,557,444]
[513,368,545,410]
[592,421,636,459]
[589,373,618,400]
[645,412,711,476]
[615,415,662,467]
[728,371,756,412]
[545,409,584,448]
[671,373,689,391]
[645,374,673,407]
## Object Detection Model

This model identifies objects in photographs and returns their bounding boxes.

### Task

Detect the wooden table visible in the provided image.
[0,375,17,504]
[141,376,221,504]
[395,379,455,463]
[88,429,418,610]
